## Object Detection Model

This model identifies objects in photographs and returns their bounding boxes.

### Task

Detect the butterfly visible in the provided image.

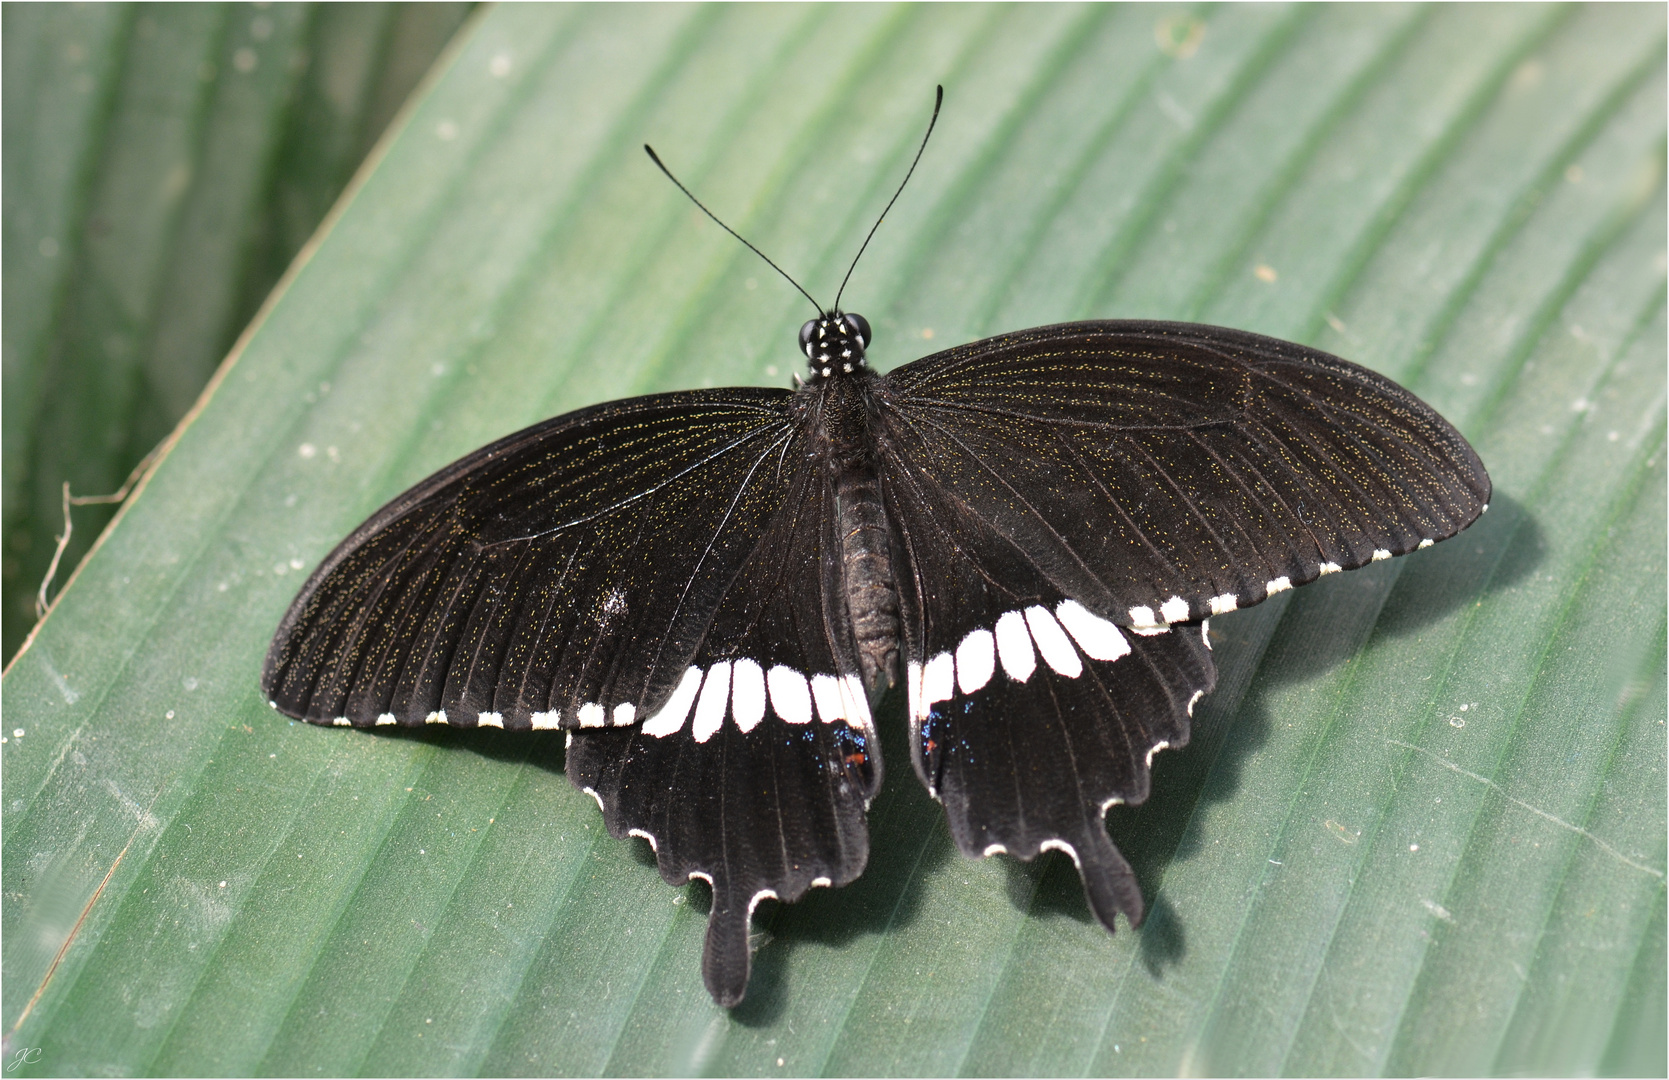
[262,89,1490,1007]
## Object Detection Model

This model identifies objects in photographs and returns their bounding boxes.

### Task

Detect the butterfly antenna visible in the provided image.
[833,84,943,313]
[645,145,823,315]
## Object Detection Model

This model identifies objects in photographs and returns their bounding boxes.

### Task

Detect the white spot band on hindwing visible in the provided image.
[956,629,995,694]
[692,661,732,743]
[730,659,766,733]
[642,667,703,737]
[1024,606,1082,678]
[630,600,1206,738]
[994,610,1035,682]
[639,659,870,740]
[1054,600,1130,661]
[767,664,812,724]
[909,600,1142,720]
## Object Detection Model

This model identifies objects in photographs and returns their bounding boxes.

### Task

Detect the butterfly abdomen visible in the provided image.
[835,467,898,697]
[817,375,901,698]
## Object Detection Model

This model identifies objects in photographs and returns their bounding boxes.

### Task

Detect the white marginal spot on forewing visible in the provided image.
[1127,604,1160,628]
[1187,690,1204,717]
[1319,562,1342,575]
[956,628,996,694]
[612,703,635,726]
[1419,538,1434,549]
[478,712,504,728]
[1160,595,1189,624]
[730,659,767,732]
[994,610,1035,682]
[577,703,605,728]
[642,666,702,737]
[1372,549,1392,561]
[982,843,1008,857]
[768,665,812,724]
[1055,600,1130,661]
[628,827,658,852]
[425,710,448,725]
[530,710,561,730]
[692,661,732,743]
[376,713,397,726]
[1025,606,1082,678]
[1208,592,1238,615]
[1266,576,1293,596]
[810,674,845,723]
[921,652,955,713]
[332,717,351,726]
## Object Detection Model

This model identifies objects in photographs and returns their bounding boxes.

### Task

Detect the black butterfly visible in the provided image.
[263,90,1489,1007]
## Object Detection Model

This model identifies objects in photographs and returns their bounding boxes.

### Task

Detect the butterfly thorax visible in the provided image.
[809,349,900,700]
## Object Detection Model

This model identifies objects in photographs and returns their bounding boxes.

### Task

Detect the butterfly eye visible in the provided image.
[799,319,819,354]
[844,313,871,349]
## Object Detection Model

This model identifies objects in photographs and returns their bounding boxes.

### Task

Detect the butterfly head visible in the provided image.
[800,312,872,380]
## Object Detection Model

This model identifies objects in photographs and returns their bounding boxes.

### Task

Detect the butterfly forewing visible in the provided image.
[878,320,1490,629]
[263,390,801,729]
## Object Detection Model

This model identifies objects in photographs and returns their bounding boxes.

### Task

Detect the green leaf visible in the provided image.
[1,1,472,660]
[4,4,1663,1075]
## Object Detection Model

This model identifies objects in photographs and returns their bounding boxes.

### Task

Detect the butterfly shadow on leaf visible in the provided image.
[365,724,569,773]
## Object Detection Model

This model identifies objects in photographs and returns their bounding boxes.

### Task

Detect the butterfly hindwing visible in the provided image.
[880,436,1215,926]
[878,320,1490,630]
[263,390,800,730]
[568,714,871,1008]
[568,448,879,1007]
[916,619,1213,930]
